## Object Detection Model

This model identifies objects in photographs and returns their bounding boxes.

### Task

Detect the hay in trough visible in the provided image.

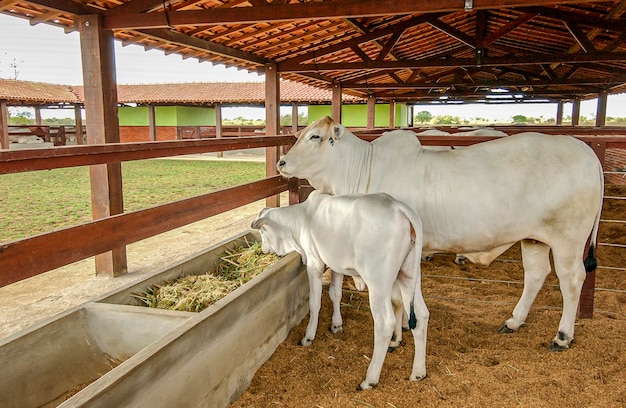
[132,240,281,312]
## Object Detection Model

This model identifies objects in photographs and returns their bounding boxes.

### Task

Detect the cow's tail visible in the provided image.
[584,162,604,273]
[398,203,424,330]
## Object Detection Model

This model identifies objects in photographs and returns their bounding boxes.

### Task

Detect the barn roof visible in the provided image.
[0,78,361,106]
[2,1,626,105]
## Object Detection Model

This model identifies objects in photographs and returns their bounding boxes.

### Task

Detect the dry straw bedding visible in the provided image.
[133,240,280,313]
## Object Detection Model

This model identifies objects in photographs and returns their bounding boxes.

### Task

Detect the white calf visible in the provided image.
[251,191,429,390]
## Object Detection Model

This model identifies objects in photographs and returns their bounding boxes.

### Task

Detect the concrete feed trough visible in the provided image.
[0,231,308,408]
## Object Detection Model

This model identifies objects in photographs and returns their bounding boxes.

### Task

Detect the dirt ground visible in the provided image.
[231,184,626,408]
[0,176,624,408]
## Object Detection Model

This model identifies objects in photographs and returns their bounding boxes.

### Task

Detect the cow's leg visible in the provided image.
[500,240,551,334]
[549,244,586,351]
[358,287,395,391]
[329,271,344,333]
[302,264,325,346]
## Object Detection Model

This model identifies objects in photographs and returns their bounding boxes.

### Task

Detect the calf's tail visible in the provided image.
[397,203,423,330]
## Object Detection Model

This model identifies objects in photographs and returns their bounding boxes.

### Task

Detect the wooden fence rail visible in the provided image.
[1,131,625,322]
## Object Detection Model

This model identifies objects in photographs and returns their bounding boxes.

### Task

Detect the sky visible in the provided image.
[1,12,625,122]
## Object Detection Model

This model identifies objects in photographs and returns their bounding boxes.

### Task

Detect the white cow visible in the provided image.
[251,191,429,390]
[277,116,604,351]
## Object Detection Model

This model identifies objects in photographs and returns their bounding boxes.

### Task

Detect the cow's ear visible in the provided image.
[332,124,344,140]
[294,129,303,139]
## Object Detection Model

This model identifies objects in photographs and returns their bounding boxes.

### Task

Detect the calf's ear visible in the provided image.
[251,218,265,229]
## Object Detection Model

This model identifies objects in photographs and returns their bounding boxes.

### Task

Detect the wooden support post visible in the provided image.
[407,104,414,127]
[74,104,84,145]
[265,63,280,208]
[332,83,342,123]
[595,90,608,127]
[78,14,127,277]
[572,98,581,126]
[0,101,8,150]
[216,103,223,158]
[288,178,300,205]
[148,104,156,141]
[578,141,606,319]
[291,103,298,135]
[389,99,395,129]
[367,95,376,129]
[34,106,42,125]
[556,101,563,125]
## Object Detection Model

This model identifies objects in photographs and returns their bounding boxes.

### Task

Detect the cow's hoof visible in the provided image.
[454,256,467,265]
[329,324,343,334]
[409,373,427,382]
[498,323,517,334]
[357,382,377,391]
[548,341,570,352]
[300,337,313,346]
[548,332,573,352]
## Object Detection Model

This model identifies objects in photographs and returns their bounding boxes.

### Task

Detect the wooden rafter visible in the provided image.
[279,51,626,72]
[101,0,604,30]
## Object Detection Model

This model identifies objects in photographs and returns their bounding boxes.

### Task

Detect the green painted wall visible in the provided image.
[118,106,149,126]
[308,103,408,127]
[118,106,216,126]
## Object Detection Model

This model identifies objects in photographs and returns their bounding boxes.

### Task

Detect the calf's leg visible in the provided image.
[302,264,324,346]
[358,287,395,391]
[328,271,344,333]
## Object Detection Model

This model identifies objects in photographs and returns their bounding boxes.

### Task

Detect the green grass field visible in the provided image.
[0,159,266,243]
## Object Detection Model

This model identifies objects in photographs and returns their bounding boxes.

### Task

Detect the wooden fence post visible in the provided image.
[578,140,607,319]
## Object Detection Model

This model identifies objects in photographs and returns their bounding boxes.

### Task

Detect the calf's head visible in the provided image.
[277,116,346,187]
[251,208,301,258]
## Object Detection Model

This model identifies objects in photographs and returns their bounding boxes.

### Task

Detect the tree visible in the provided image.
[511,114,528,123]
[415,110,433,124]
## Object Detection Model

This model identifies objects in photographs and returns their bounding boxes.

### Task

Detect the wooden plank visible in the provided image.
[0,176,288,287]
[0,136,295,174]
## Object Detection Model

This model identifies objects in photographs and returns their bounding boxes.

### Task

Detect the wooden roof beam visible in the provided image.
[428,18,477,49]
[375,29,405,61]
[22,0,94,15]
[344,77,626,89]
[136,27,267,65]
[482,12,537,47]
[564,22,595,53]
[280,51,626,72]
[103,0,603,30]
[281,14,445,66]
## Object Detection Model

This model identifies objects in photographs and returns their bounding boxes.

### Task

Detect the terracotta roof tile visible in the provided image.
[0,79,80,104]
[1,79,363,105]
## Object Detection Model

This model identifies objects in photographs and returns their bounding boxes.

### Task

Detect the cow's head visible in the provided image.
[251,208,302,259]
[277,116,347,191]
